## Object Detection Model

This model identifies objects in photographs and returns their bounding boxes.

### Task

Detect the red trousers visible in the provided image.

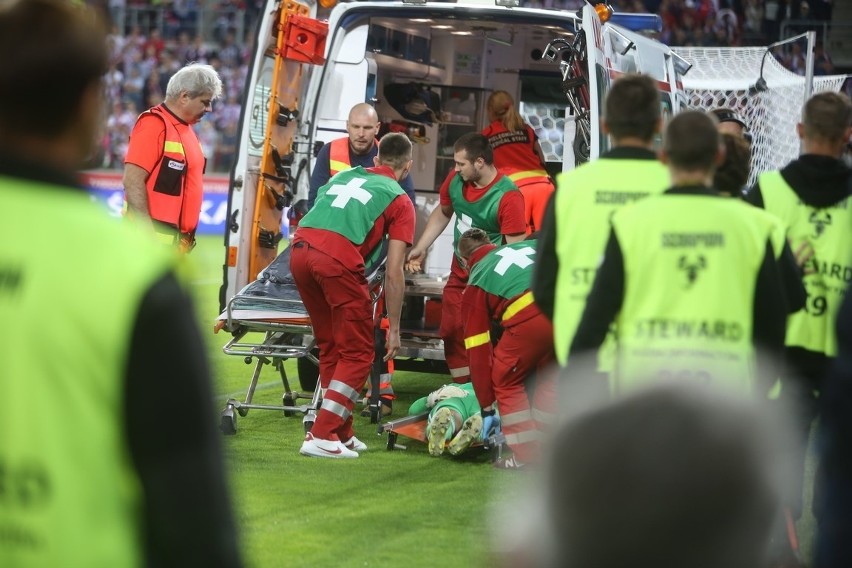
[517,179,555,234]
[440,273,470,382]
[493,315,555,463]
[290,242,373,441]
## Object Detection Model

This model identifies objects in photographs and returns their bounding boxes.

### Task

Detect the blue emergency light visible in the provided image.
[608,12,663,33]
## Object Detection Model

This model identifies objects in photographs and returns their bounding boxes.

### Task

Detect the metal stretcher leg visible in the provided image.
[220,355,267,435]
[367,321,384,425]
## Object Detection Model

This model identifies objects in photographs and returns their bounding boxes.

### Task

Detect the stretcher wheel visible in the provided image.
[369,406,379,424]
[220,405,237,436]
[297,349,320,392]
[283,392,296,417]
[303,419,314,433]
[237,406,249,418]
[386,432,397,451]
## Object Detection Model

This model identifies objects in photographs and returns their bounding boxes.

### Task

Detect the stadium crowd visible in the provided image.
[88,0,263,172]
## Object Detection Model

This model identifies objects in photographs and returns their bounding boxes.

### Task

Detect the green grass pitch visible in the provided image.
[187,235,818,567]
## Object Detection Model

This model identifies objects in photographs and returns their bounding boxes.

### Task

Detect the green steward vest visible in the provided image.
[0,176,174,567]
[759,171,852,356]
[610,194,780,395]
[468,240,537,300]
[552,158,669,365]
[448,174,518,261]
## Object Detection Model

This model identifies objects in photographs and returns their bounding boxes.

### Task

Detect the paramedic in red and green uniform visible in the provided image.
[308,102,415,207]
[291,133,415,459]
[745,91,852,522]
[566,111,789,397]
[309,103,415,416]
[482,90,554,233]
[0,2,241,566]
[407,133,526,384]
[458,229,555,470]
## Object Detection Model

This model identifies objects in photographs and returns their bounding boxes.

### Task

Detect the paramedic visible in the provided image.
[533,74,669,371]
[308,102,415,207]
[122,62,222,252]
[482,90,554,233]
[291,132,415,459]
[408,383,485,458]
[745,91,852,521]
[0,1,241,566]
[310,103,414,416]
[406,132,526,383]
[458,229,555,470]
[566,111,789,396]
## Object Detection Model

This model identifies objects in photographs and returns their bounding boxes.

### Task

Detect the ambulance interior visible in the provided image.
[307,9,579,276]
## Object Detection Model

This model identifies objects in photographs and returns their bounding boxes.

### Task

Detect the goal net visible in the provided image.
[674,44,847,187]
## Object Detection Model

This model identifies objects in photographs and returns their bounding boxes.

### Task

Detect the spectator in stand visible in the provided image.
[217,121,239,173]
[763,0,785,43]
[789,42,807,76]
[143,27,166,60]
[215,93,242,131]
[218,30,241,68]
[105,61,125,102]
[142,68,165,108]
[107,23,126,64]
[121,25,146,72]
[743,0,765,42]
[174,30,193,64]
[185,34,212,65]
[124,64,146,110]
[814,41,835,76]
[716,0,741,45]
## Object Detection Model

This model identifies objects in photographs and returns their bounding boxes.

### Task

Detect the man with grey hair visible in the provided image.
[123,62,223,252]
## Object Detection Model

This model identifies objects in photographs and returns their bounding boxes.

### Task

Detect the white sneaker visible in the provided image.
[300,433,359,458]
[343,436,368,452]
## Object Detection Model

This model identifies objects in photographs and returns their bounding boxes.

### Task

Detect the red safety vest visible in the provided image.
[483,122,551,188]
[328,137,378,176]
[142,105,204,234]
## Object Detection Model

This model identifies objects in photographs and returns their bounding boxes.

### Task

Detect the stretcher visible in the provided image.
[378,412,507,457]
[215,244,449,435]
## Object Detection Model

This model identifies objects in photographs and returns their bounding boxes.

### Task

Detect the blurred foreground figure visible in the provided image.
[546,383,781,568]
[0,1,241,566]
[815,292,852,568]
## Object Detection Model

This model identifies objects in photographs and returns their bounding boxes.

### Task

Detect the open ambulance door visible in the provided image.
[292,17,374,203]
[219,2,327,310]
[582,2,610,162]
[563,3,690,170]
[604,23,690,132]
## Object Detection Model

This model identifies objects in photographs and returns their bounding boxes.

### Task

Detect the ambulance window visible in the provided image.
[335,23,369,64]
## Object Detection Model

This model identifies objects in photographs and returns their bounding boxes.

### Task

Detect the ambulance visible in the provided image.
[218,0,690,378]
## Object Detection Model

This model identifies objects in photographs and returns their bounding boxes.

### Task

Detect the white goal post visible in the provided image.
[674,38,848,188]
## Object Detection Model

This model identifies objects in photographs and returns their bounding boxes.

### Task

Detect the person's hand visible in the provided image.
[384,329,401,361]
[481,408,500,442]
[791,238,816,275]
[406,247,425,273]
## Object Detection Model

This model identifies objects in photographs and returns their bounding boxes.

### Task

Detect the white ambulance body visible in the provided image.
[219,0,689,313]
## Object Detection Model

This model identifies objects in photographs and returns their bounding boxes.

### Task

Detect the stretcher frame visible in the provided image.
[217,263,389,435]
[378,412,507,458]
